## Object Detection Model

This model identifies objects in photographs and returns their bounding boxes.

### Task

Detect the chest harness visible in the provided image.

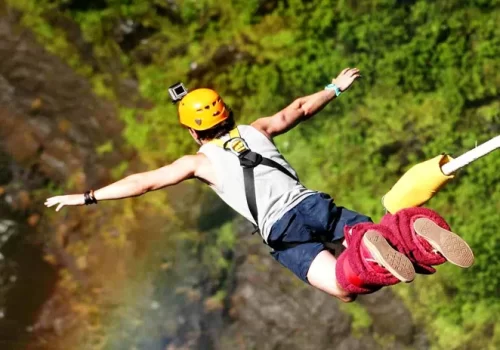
[210,128,346,257]
[210,127,299,230]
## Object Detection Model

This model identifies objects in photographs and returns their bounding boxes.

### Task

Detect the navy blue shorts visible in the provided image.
[267,192,372,283]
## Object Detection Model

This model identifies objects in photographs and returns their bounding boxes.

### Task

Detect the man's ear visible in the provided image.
[188,128,197,138]
[188,128,202,145]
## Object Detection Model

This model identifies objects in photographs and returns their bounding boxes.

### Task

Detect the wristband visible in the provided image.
[325,83,342,97]
[84,190,98,205]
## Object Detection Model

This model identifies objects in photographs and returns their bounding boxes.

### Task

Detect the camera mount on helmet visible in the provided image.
[168,82,188,103]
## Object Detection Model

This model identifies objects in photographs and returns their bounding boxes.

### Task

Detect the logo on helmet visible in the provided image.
[195,119,202,126]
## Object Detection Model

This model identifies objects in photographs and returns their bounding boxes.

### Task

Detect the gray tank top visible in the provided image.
[198,125,315,242]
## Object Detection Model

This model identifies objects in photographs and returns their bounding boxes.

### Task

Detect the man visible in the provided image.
[45,67,474,302]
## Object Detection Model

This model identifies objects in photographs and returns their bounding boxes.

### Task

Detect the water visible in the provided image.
[0,201,58,350]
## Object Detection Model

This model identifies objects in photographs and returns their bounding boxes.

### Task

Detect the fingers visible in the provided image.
[338,68,361,82]
[45,196,65,211]
[348,68,360,77]
[340,67,359,75]
[45,197,60,208]
[45,199,56,207]
[340,67,350,75]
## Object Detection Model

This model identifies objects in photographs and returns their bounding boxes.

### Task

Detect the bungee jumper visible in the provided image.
[45,68,499,302]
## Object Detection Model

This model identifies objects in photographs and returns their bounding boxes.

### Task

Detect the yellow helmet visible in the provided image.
[178,88,230,130]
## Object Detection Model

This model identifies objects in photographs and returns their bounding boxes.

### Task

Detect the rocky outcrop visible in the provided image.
[0,10,127,187]
[218,221,428,350]
[0,8,130,349]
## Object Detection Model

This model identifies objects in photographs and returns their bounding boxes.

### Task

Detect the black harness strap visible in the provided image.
[242,164,258,224]
[237,150,299,226]
[260,157,299,182]
[214,128,328,250]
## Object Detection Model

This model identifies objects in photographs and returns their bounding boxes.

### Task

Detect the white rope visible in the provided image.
[441,135,500,175]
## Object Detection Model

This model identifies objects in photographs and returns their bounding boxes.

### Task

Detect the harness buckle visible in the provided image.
[223,137,250,157]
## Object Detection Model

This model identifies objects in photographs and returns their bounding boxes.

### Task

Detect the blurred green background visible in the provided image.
[0,0,498,349]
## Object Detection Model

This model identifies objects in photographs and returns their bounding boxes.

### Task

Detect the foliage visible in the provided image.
[339,301,373,338]
[8,0,500,349]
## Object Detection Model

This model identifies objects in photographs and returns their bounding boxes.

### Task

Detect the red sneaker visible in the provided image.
[336,223,416,295]
[361,230,416,283]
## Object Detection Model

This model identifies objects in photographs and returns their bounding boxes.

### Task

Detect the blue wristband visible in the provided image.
[325,83,342,97]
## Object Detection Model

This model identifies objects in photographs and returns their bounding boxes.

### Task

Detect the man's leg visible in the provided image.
[268,194,415,300]
[307,250,355,302]
[308,222,417,300]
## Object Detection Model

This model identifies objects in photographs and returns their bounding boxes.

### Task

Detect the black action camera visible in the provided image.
[168,82,188,103]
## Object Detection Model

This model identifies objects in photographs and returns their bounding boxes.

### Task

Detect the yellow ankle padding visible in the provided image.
[383,154,454,214]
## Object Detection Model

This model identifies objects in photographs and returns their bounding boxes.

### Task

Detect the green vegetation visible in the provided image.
[8,0,500,349]
[339,301,373,337]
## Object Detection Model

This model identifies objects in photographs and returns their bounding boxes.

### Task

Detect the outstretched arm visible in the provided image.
[252,67,360,138]
[45,155,201,211]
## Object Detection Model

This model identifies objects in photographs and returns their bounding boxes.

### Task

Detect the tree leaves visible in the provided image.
[11,0,500,347]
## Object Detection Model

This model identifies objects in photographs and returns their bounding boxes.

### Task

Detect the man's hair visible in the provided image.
[195,112,235,141]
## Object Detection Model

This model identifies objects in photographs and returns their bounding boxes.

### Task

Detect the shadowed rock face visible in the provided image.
[217,220,428,350]
[0,10,126,187]
[0,7,427,350]
[0,8,128,349]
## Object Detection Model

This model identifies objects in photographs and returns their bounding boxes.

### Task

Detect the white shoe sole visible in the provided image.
[362,230,416,283]
[413,218,474,268]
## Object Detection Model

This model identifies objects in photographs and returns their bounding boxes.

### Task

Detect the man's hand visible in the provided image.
[332,67,360,92]
[45,194,85,212]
